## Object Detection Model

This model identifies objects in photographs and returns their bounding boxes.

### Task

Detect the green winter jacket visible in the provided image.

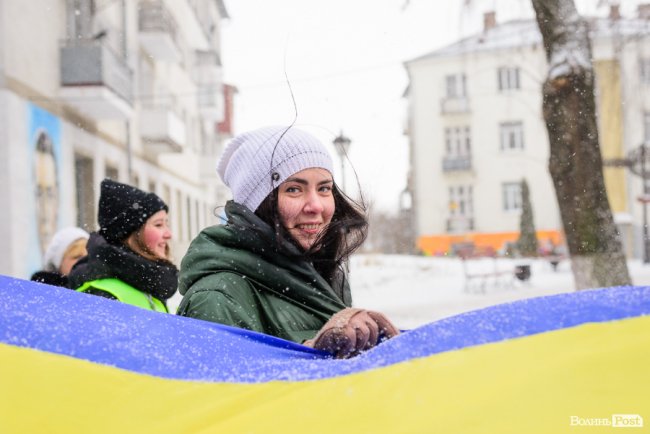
[176,201,351,343]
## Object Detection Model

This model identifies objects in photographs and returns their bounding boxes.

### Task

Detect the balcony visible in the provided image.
[59,39,133,120]
[199,137,221,177]
[440,97,470,115]
[442,155,473,172]
[198,85,224,123]
[165,2,209,50]
[138,0,181,62]
[194,50,223,122]
[446,216,475,233]
[140,102,186,154]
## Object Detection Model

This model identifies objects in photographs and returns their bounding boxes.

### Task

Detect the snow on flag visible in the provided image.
[0,274,648,433]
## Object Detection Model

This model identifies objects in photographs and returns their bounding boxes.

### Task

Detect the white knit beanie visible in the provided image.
[217,126,334,212]
[43,227,90,272]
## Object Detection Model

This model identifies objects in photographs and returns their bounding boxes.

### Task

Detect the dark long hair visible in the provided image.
[255,183,368,283]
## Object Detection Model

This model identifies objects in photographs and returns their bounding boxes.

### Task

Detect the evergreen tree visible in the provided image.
[517,179,538,257]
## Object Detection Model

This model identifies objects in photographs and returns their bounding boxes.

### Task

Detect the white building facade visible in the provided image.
[0,0,232,278]
[404,8,650,258]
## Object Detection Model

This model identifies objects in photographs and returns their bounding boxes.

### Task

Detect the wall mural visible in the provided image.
[28,104,62,268]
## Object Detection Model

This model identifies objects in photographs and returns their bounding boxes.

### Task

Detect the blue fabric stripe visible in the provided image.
[1,274,648,383]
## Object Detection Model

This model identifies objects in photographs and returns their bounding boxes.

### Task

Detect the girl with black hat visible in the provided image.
[176,126,399,358]
[68,179,178,312]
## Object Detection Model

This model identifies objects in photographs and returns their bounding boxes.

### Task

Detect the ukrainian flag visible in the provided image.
[0,274,648,433]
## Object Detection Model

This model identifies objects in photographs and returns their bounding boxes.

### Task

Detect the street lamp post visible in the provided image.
[332,131,351,191]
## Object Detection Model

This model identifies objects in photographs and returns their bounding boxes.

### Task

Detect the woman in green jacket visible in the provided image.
[177,126,399,358]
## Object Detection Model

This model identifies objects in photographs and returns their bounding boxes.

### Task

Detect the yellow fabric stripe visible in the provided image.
[1,316,648,434]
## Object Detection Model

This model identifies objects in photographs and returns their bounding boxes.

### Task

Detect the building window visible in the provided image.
[498,66,520,91]
[448,185,474,232]
[105,164,119,181]
[161,184,171,207]
[195,199,201,236]
[67,0,95,39]
[449,185,473,217]
[75,154,95,231]
[445,74,466,98]
[640,58,650,84]
[502,182,522,212]
[444,126,471,157]
[186,196,192,241]
[176,190,183,241]
[499,121,524,151]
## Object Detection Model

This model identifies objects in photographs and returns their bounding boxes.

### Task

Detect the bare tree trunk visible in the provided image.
[531,0,630,289]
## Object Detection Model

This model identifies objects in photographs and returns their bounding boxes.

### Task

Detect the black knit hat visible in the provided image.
[98,179,168,244]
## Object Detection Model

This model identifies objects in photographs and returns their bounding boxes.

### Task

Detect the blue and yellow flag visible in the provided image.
[0,274,648,433]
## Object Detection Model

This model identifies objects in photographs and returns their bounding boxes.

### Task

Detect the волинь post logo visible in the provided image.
[570,414,644,428]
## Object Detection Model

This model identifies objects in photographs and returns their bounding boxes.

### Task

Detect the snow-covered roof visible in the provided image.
[406,16,650,65]
[410,19,541,62]
[588,15,650,40]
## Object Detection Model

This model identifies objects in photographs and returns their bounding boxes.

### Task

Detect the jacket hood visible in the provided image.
[178,201,348,308]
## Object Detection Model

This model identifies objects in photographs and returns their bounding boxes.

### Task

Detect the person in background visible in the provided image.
[68,179,177,313]
[31,227,89,287]
[177,126,399,358]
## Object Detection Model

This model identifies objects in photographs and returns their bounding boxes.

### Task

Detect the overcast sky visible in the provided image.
[219,0,643,213]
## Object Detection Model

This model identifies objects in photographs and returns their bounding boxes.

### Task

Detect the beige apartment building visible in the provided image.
[404,6,650,258]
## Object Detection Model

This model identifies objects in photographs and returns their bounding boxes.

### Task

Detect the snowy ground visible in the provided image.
[349,254,650,330]
[167,253,650,330]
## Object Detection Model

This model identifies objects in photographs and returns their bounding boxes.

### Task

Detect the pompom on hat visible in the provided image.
[217,126,334,212]
[43,227,90,272]
[98,179,168,244]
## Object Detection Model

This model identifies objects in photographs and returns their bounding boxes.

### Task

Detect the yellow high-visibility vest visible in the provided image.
[76,278,168,313]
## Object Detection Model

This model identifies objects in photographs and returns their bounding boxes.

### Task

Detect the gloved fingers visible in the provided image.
[353,322,371,354]
[329,308,364,328]
[365,319,379,349]
[331,327,357,359]
[313,308,399,358]
[314,327,356,359]
[346,310,371,330]
[349,310,385,347]
[367,311,400,339]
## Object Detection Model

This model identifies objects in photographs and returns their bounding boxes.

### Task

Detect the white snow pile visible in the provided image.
[349,254,650,329]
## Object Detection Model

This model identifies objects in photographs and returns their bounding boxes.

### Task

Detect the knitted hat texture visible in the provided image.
[43,227,90,271]
[216,126,334,211]
[98,179,168,244]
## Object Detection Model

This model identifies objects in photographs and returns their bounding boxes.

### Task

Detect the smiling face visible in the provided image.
[127,210,172,260]
[277,168,335,251]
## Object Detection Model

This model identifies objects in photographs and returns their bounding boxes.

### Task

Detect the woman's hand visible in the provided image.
[304,308,400,358]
